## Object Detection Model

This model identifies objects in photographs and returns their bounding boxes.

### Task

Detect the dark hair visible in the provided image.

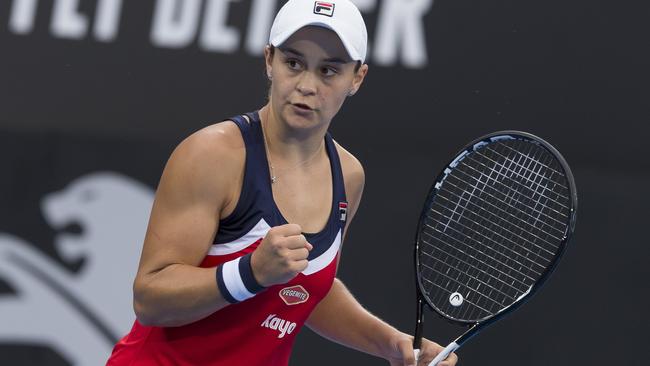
[268,45,362,73]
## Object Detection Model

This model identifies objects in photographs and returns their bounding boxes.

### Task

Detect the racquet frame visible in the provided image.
[412,131,578,363]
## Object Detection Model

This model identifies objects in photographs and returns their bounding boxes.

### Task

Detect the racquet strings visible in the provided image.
[418,139,572,322]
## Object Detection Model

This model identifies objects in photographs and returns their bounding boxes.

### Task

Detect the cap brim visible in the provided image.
[270,21,363,63]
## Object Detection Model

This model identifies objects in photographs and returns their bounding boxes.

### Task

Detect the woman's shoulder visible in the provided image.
[172,120,245,165]
[186,120,245,153]
[163,120,246,193]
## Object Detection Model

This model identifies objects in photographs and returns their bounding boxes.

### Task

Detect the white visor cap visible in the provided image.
[269,0,368,63]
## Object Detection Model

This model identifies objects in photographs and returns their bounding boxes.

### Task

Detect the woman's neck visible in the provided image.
[259,104,328,165]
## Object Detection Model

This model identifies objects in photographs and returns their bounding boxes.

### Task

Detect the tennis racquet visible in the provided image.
[412,131,577,365]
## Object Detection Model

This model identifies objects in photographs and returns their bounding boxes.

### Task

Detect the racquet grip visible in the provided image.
[427,342,459,365]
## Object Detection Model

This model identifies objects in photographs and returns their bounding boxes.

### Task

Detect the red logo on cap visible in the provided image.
[279,285,310,305]
[314,2,335,17]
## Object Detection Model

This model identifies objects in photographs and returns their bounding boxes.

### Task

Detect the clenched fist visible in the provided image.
[250,224,313,287]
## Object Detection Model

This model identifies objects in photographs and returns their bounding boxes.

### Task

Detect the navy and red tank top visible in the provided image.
[106,111,347,365]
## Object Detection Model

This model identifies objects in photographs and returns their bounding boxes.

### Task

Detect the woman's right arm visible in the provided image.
[132,122,244,327]
[132,121,314,327]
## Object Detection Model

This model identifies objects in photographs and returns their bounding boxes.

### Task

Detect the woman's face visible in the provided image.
[264,26,368,131]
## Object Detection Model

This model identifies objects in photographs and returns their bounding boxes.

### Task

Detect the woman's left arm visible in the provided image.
[306,279,456,366]
[306,146,457,366]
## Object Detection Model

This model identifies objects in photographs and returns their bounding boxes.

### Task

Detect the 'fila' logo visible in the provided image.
[261,314,297,338]
[279,285,310,305]
[339,202,348,221]
[314,1,335,17]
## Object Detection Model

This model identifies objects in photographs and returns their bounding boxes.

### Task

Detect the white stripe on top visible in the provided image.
[208,218,271,256]
[302,230,341,276]
[210,219,341,277]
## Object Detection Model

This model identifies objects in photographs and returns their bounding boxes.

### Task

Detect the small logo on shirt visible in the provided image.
[261,314,297,338]
[314,1,335,17]
[279,285,310,305]
[339,202,348,221]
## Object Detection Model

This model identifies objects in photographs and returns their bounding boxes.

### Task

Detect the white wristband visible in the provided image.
[216,253,265,303]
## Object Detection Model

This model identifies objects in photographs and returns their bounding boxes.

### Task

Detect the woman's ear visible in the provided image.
[264,45,274,80]
[351,64,369,96]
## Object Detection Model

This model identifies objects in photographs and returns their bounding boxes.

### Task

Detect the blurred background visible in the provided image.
[0,0,648,365]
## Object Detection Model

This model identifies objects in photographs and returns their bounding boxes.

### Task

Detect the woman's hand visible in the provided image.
[250,224,313,287]
[383,332,458,366]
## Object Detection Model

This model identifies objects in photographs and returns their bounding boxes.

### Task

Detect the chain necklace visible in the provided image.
[261,114,324,185]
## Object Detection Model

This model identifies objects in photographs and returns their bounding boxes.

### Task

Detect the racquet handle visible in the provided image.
[427,342,459,365]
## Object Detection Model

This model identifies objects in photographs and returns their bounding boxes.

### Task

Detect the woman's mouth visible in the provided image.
[292,103,313,111]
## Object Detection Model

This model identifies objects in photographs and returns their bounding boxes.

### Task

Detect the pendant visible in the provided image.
[271,175,277,184]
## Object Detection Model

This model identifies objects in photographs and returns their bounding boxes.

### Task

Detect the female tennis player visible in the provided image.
[106,1,457,365]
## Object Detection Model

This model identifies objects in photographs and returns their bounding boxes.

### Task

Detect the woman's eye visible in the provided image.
[321,67,338,76]
[287,60,301,70]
